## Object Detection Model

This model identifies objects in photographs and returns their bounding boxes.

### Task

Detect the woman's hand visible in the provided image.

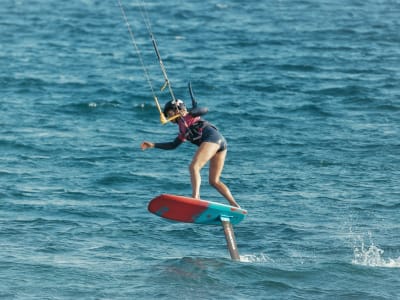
[141,141,154,150]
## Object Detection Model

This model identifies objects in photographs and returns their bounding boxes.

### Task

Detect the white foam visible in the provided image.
[239,253,273,263]
[352,243,400,268]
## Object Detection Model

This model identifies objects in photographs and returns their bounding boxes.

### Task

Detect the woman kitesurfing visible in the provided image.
[141,86,240,208]
[118,0,240,208]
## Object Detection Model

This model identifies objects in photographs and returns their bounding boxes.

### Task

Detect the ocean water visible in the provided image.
[1,0,400,299]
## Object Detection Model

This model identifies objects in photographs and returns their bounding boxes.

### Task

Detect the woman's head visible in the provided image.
[163,99,186,121]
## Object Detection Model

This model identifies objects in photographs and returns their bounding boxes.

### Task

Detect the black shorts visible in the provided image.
[201,126,227,152]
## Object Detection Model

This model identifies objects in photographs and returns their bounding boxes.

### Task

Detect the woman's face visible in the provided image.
[166,109,178,123]
[166,106,187,123]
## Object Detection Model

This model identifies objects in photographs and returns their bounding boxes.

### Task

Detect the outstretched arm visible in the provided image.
[141,137,183,151]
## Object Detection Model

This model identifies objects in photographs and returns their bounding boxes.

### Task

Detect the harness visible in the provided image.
[185,120,218,142]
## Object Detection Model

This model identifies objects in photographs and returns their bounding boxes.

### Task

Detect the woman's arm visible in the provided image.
[154,137,183,150]
[141,137,183,151]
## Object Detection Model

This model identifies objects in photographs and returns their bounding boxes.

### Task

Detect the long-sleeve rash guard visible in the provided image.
[154,137,183,150]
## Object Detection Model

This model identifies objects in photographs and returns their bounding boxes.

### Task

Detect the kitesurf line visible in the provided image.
[136,1,176,102]
[117,0,179,124]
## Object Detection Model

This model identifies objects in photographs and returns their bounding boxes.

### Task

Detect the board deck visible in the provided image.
[148,194,247,225]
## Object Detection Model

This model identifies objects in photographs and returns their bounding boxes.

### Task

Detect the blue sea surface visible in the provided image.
[1,0,400,299]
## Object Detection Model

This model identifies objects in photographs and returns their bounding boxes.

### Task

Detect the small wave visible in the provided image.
[0,138,41,152]
[288,104,333,117]
[276,64,318,72]
[352,243,400,268]
[133,102,156,111]
[59,100,121,114]
[2,76,47,90]
[216,3,228,9]
[310,85,368,97]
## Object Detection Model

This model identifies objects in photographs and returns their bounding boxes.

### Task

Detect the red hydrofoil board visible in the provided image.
[148,194,247,225]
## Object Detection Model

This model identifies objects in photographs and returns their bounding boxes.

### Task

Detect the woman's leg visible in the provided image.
[189,142,220,199]
[209,149,240,207]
